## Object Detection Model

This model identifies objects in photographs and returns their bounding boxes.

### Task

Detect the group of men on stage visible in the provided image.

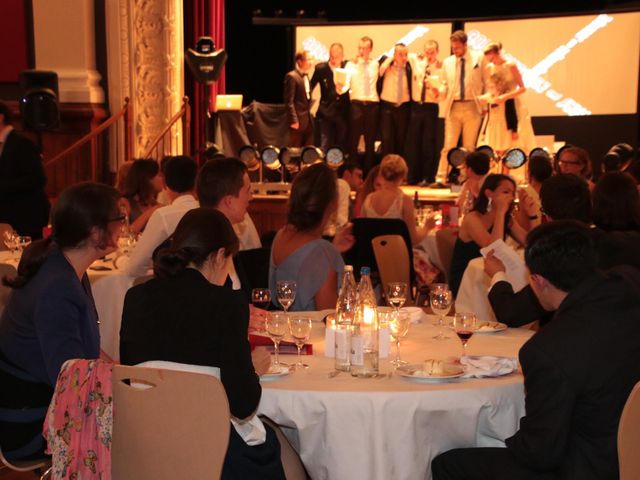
[283,30,486,187]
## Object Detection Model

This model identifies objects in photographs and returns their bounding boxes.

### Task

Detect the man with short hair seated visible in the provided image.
[432,220,640,480]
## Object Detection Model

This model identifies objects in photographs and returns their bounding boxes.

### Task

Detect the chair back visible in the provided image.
[111,364,231,480]
[235,246,271,292]
[345,218,414,282]
[372,235,412,303]
[0,446,50,475]
[618,380,640,480]
[0,263,16,316]
[0,223,14,251]
[435,227,459,283]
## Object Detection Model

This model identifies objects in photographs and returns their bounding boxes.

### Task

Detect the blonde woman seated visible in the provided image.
[361,154,435,245]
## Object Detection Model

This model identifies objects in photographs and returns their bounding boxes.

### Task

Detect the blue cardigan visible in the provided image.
[0,247,100,386]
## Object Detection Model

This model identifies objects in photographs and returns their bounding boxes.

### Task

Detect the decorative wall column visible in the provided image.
[32,0,104,103]
[106,0,184,162]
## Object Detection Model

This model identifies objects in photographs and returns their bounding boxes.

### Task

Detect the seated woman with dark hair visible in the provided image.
[449,174,534,297]
[120,207,285,479]
[0,182,122,460]
[269,163,354,311]
[119,158,164,233]
[591,171,640,269]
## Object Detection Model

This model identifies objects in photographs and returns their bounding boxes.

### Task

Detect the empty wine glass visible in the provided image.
[289,316,312,369]
[386,282,408,315]
[265,312,288,368]
[430,284,452,340]
[251,288,272,310]
[453,312,477,357]
[276,280,297,314]
[15,236,32,255]
[389,311,410,366]
[3,230,18,258]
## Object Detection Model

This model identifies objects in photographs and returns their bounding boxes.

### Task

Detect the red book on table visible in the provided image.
[249,334,313,355]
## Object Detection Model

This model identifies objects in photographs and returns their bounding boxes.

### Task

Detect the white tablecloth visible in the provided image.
[258,315,532,480]
[455,257,497,324]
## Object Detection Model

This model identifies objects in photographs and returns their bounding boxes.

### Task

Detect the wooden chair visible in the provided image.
[0,446,50,479]
[435,227,459,283]
[111,364,231,479]
[372,234,413,304]
[0,263,16,315]
[618,380,640,480]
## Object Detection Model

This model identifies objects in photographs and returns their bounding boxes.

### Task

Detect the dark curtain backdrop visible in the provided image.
[184,0,225,161]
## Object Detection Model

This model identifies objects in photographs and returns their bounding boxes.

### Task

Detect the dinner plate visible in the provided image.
[397,363,464,383]
[260,364,291,381]
[475,322,508,334]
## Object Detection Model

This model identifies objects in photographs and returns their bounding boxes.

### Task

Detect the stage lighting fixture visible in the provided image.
[260,145,281,170]
[19,70,60,130]
[325,147,345,169]
[204,143,225,162]
[603,143,634,172]
[279,147,301,174]
[185,36,228,84]
[529,147,551,162]
[476,145,497,162]
[502,148,527,169]
[301,146,324,167]
[447,147,469,168]
[238,145,261,171]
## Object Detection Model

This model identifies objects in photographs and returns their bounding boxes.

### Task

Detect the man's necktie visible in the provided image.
[303,74,310,100]
[420,65,431,103]
[363,61,370,97]
[460,57,466,101]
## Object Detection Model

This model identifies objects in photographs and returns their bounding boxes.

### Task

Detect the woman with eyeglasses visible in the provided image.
[0,182,121,461]
[556,146,595,189]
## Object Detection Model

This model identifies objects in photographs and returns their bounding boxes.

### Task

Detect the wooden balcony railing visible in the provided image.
[44,97,133,182]
[142,96,191,161]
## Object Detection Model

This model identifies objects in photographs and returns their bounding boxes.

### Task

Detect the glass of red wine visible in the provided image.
[251,288,272,310]
[453,312,477,358]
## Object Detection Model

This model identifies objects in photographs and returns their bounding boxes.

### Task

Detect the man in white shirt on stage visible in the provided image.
[435,30,486,186]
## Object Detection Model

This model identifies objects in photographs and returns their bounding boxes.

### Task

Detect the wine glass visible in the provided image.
[276,280,297,314]
[430,284,452,340]
[3,230,18,258]
[251,288,272,310]
[15,236,32,255]
[453,312,477,357]
[389,311,410,366]
[386,282,408,315]
[265,312,288,368]
[289,316,312,369]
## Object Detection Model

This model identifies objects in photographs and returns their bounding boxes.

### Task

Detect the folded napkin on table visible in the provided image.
[400,306,425,324]
[460,355,518,378]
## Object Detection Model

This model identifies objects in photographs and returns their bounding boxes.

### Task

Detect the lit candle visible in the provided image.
[325,314,336,358]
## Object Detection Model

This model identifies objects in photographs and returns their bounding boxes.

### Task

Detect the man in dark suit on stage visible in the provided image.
[377,43,412,157]
[310,42,350,152]
[432,220,640,480]
[284,50,314,148]
[0,101,50,239]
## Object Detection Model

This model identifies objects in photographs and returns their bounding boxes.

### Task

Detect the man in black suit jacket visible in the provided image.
[432,220,640,480]
[284,50,314,148]
[310,42,350,152]
[377,43,412,157]
[0,101,50,239]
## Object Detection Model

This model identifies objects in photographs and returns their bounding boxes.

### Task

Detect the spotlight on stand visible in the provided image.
[260,145,281,170]
[529,147,551,162]
[502,147,527,169]
[19,70,60,130]
[476,145,497,162]
[279,147,302,175]
[603,143,634,172]
[238,145,260,172]
[447,147,469,185]
[301,146,324,167]
[325,146,345,169]
[204,143,225,162]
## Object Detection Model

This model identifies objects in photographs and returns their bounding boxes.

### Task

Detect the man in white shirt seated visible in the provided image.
[123,155,198,277]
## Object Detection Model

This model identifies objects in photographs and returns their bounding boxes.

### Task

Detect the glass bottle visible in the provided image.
[335,265,357,371]
[350,267,379,378]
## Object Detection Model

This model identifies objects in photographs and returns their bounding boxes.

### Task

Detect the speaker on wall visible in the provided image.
[19,70,60,130]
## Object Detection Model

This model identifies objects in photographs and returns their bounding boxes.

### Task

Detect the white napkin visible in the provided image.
[460,355,518,378]
[400,306,425,324]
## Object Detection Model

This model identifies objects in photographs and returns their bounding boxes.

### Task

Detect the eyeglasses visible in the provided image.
[558,159,582,166]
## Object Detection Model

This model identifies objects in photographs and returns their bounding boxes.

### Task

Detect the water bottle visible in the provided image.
[351,267,379,378]
[335,265,356,371]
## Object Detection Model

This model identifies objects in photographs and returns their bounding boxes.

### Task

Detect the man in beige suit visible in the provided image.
[434,30,486,186]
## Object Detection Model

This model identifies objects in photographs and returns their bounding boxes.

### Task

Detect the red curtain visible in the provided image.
[185,0,225,161]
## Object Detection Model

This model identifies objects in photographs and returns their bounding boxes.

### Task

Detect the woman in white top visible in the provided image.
[361,154,434,245]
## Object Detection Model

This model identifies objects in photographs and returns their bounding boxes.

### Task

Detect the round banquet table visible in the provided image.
[257,314,533,480]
